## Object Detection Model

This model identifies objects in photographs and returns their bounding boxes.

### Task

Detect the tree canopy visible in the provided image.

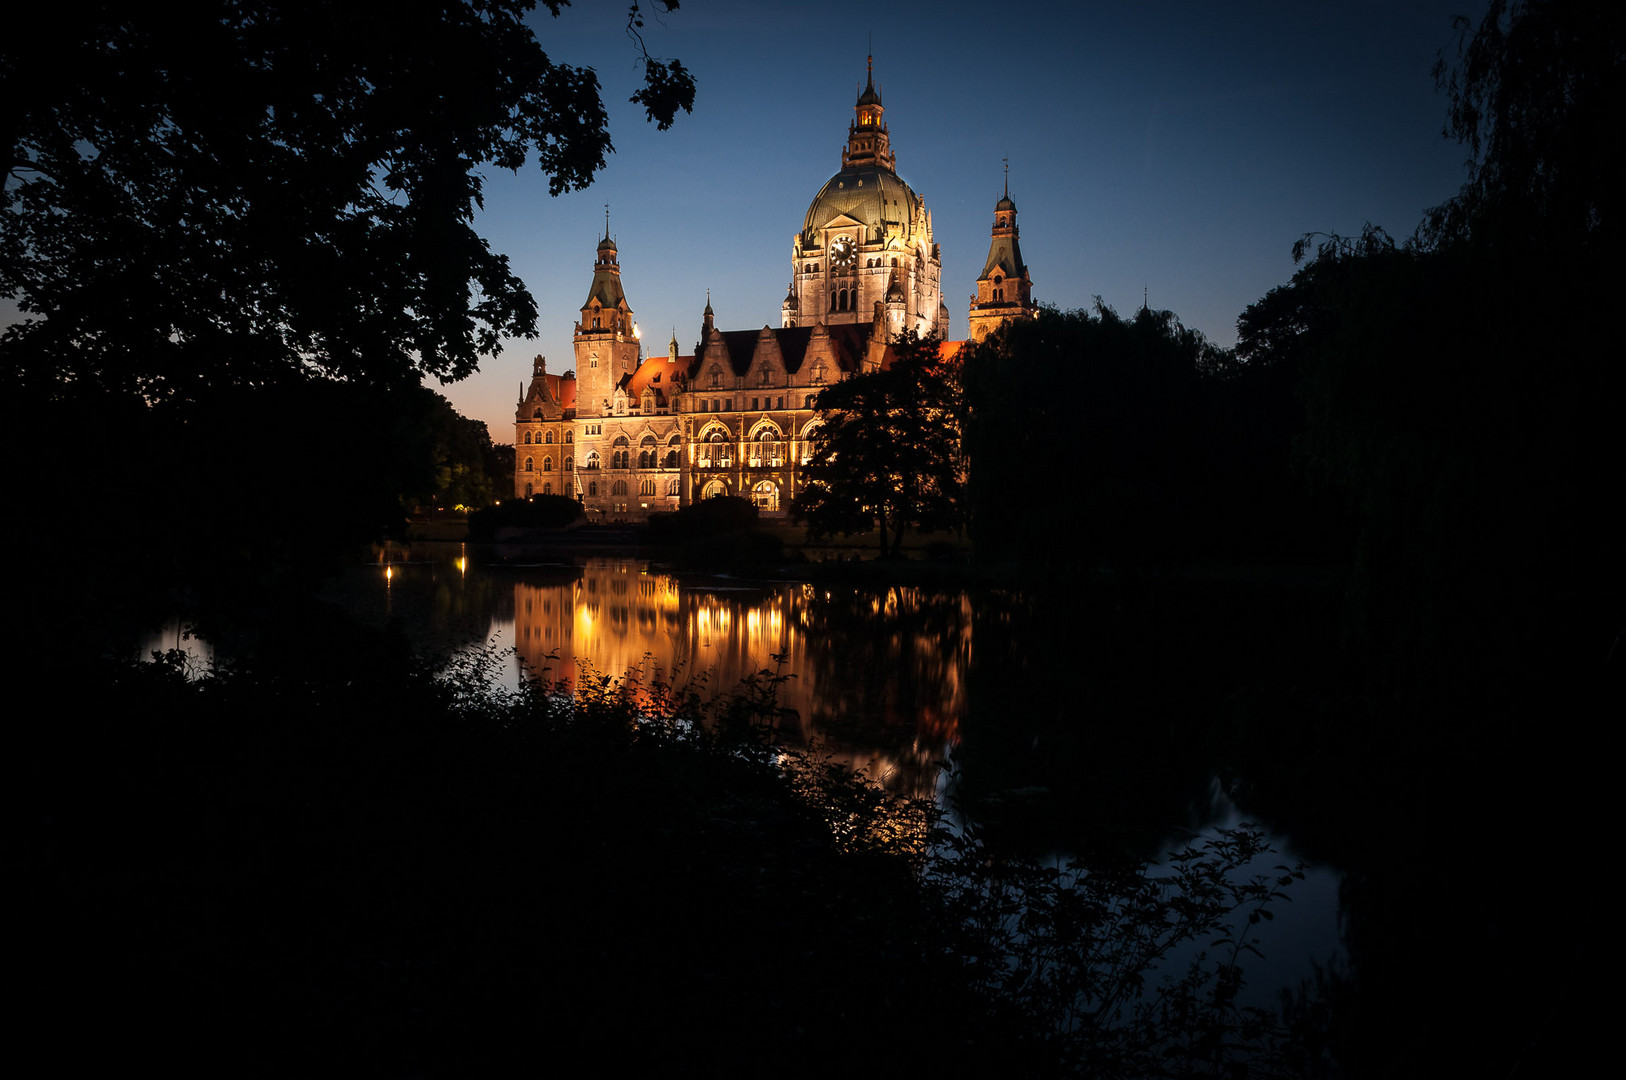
[1234,0,1622,712]
[960,304,1246,566]
[0,1,694,407]
[792,332,964,558]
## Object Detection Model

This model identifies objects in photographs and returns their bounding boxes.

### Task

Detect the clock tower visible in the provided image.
[785,58,946,338]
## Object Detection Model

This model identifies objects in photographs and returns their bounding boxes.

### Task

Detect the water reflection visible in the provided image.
[510,559,969,797]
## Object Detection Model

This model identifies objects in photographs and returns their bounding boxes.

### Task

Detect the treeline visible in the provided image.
[960,302,1335,569]
[15,638,1313,1077]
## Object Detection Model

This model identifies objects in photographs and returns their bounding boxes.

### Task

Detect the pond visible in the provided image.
[142,539,1345,1007]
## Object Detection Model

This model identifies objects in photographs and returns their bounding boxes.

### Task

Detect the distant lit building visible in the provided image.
[516,60,1036,519]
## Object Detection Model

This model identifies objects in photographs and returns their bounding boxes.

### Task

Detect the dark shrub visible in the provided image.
[468,494,585,539]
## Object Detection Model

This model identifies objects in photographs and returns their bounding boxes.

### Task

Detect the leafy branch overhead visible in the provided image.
[0,1,696,405]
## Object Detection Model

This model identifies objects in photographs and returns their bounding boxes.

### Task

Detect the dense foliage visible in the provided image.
[3,1,691,586]
[792,331,964,557]
[1,1,694,404]
[1235,0,1622,715]
[18,639,1307,1077]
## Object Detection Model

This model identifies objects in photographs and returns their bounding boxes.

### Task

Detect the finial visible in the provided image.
[603,203,610,240]
[1003,157,1009,199]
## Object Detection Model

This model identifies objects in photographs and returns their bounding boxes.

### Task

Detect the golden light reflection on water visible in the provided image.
[509,558,968,796]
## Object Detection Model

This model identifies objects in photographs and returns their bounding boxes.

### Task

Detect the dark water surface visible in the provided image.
[143,540,1346,1006]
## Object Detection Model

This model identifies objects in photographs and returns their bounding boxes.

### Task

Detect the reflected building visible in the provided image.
[510,559,970,796]
[515,59,1038,521]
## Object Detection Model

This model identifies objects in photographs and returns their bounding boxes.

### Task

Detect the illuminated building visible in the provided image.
[515,60,1035,519]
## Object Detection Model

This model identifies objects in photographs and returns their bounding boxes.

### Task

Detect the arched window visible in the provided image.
[588,480,598,496]
[524,457,534,472]
[702,479,727,500]
[565,456,573,471]
[811,361,827,385]
[545,431,555,444]
[524,432,532,444]
[565,430,573,443]
[533,409,542,420]
[668,479,680,496]
[639,479,656,496]
[524,482,533,498]
[708,365,722,388]
[612,480,628,496]
[542,457,552,472]
[664,449,679,469]
[751,481,779,512]
[543,482,552,495]
[585,451,600,470]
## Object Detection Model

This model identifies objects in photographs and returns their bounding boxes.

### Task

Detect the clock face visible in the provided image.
[830,236,855,268]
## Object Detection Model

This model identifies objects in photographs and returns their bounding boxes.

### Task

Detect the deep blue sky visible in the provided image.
[2,2,1482,440]
[447,0,1479,440]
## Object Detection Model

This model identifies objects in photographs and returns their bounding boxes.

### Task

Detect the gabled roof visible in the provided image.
[697,323,874,378]
[624,351,691,404]
[519,370,577,419]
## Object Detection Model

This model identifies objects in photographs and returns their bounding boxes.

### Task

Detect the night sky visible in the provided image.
[2,2,1483,441]
[446,0,1478,443]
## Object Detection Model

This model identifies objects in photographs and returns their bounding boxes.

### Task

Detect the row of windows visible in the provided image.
[705,363,827,389]
[581,480,680,497]
[801,257,900,273]
[696,393,819,414]
[528,447,806,473]
[521,430,572,445]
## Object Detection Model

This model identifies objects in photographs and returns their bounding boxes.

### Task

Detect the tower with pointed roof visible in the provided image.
[786,58,946,338]
[515,61,1049,519]
[968,168,1038,342]
[574,219,641,419]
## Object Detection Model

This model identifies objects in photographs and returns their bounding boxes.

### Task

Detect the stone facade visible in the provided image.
[515,62,1036,520]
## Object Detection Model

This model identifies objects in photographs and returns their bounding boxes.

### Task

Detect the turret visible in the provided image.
[574,216,640,416]
[840,55,894,171]
[968,165,1038,342]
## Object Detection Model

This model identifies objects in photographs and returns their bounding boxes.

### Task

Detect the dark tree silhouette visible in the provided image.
[1236,2,1623,715]
[959,304,1233,567]
[1231,13,1625,1069]
[1,1,694,406]
[792,331,964,558]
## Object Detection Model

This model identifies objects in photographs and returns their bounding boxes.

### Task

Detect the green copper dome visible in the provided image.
[801,164,921,243]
